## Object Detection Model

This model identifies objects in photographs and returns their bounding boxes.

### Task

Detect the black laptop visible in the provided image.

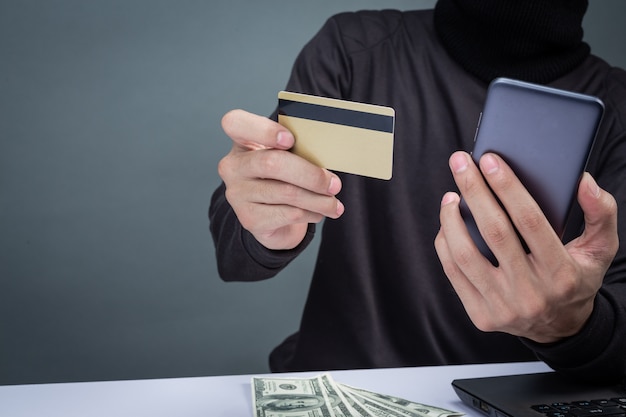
[452,372,626,417]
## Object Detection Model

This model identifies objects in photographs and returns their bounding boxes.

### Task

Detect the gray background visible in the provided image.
[1,0,624,385]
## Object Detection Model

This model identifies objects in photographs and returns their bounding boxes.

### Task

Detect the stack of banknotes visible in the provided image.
[252,373,464,417]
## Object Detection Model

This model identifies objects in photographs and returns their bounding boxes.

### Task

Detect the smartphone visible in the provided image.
[461,77,604,265]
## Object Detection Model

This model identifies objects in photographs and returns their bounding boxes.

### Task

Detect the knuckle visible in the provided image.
[277,206,307,224]
[238,216,254,232]
[223,186,246,212]
[255,150,283,175]
[454,245,475,269]
[472,301,528,334]
[481,215,509,247]
[460,175,483,198]
[223,187,236,205]
[554,272,580,300]
[313,171,331,193]
[516,209,545,233]
[434,232,444,253]
[217,156,233,180]
[235,208,257,232]
[438,258,456,281]
[492,309,519,333]
[279,183,302,201]
[520,298,549,322]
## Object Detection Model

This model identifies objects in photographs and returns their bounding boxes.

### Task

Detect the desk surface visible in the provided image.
[0,361,550,417]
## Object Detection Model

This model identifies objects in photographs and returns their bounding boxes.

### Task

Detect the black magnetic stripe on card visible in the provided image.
[278,99,394,133]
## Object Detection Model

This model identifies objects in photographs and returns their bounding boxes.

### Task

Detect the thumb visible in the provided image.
[574,173,619,261]
[221,109,295,151]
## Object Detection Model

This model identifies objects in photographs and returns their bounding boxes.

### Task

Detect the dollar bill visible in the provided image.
[251,375,335,417]
[340,387,412,417]
[339,383,463,417]
[251,374,463,417]
[320,373,373,417]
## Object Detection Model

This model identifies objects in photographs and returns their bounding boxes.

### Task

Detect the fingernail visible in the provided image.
[336,200,345,216]
[450,152,469,174]
[276,131,294,148]
[441,192,458,206]
[328,176,341,195]
[586,173,601,198]
[481,154,499,175]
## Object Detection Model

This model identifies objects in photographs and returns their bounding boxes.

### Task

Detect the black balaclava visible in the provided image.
[433,0,591,84]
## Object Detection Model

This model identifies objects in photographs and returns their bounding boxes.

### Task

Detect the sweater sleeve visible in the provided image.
[208,14,355,282]
[208,182,315,282]
[523,288,626,383]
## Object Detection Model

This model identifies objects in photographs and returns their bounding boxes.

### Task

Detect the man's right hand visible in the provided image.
[218,109,344,250]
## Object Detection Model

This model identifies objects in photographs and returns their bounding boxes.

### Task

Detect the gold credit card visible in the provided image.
[277,91,395,180]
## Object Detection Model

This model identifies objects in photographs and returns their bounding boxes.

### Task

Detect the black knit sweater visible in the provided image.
[209,9,626,383]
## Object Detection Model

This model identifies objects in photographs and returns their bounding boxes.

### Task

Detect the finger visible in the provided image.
[243,201,327,233]
[436,193,505,332]
[436,191,493,295]
[478,153,563,266]
[232,177,344,220]
[449,151,524,264]
[254,222,311,251]
[238,204,314,251]
[221,109,294,151]
[221,148,342,198]
[230,181,344,251]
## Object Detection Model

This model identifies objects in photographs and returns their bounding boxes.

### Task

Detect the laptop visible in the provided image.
[452,372,626,417]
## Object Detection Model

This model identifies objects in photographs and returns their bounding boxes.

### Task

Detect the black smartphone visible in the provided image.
[461,77,604,265]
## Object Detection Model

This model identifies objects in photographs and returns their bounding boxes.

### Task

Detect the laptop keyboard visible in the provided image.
[532,398,626,417]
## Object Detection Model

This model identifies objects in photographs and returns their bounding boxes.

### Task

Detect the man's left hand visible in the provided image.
[435,151,618,343]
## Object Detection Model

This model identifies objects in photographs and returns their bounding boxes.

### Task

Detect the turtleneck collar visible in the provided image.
[433,0,591,84]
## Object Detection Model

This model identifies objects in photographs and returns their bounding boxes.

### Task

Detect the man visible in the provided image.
[209,0,626,382]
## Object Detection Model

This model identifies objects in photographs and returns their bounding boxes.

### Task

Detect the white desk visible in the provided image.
[0,361,550,417]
